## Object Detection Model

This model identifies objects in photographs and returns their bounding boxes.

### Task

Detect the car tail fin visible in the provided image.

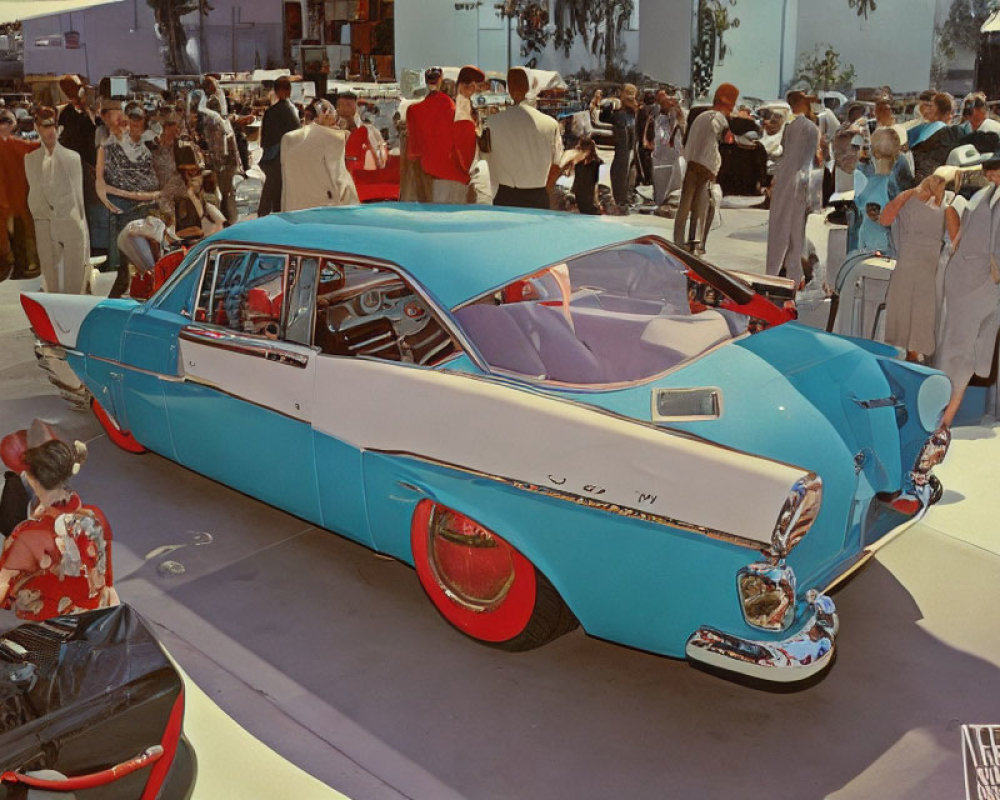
[21,293,59,345]
[20,292,103,348]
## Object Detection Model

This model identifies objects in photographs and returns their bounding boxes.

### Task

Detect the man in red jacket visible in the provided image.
[0,109,40,280]
[407,66,471,204]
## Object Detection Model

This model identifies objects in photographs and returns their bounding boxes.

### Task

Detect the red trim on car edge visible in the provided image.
[141,689,185,800]
[90,397,147,453]
[20,294,59,344]
[1,747,163,791]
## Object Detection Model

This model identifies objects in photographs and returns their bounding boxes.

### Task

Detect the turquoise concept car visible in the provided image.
[21,205,952,683]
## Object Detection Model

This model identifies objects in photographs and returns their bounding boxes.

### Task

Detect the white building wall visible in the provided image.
[392,0,939,97]
[712,0,793,101]
[395,1,487,74]
[194,0,284,74]
[794,0,936,93]
[638,0,693,86]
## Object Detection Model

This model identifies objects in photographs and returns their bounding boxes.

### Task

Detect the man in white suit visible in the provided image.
[25,106,90,294]
[280,100,359,212]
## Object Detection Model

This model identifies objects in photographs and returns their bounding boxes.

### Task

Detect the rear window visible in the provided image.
[453,241,740,385]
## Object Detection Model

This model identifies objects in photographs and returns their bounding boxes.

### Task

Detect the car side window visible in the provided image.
[313,262,456,365]
[194,251,246,325]
[195,250,287,336]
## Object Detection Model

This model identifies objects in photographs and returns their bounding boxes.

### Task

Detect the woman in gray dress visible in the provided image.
[879,174,959,362]
[934,157,1000,428]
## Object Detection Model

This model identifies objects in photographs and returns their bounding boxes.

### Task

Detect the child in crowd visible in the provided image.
[112,207,180,299]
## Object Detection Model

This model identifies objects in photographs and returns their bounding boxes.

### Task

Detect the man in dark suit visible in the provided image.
[257,75,301,216]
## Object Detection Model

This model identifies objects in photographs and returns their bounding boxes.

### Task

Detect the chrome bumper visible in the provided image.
[34,341,90,409]
[685,592,838,683]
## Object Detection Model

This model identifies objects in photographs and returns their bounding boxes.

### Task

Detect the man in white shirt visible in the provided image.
[483,67,563,209]
[673,82,738,254]
[25,106,90,293]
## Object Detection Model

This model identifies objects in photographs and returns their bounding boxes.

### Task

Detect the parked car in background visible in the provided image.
[0,605,195,798]
[21,205,950,684]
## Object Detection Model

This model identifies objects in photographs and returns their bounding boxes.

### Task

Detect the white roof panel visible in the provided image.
[0,0,123,24]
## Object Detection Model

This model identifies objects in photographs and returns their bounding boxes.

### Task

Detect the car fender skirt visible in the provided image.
[685,593,838,683]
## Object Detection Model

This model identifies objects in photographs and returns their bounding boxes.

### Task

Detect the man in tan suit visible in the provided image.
[280,100,359,212]
[25,107,90,293]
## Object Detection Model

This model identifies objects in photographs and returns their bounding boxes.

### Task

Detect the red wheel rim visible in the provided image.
[91,397,146,454]
[411,500,536,643]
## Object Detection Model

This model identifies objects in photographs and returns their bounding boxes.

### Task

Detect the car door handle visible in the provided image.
[180,325,310,369]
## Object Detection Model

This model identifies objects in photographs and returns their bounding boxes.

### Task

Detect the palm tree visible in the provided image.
[691,0,739,99]
[551,0,634,80]
[847,0,877,18]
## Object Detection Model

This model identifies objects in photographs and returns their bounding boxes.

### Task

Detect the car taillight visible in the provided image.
[20,294,59,344]
[737,561,797,632]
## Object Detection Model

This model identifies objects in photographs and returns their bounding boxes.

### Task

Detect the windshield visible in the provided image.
[453,240,747,385]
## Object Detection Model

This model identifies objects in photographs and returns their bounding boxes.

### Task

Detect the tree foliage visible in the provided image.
[847,0,878,18]
[496,0,635,79]
[554,0,634,80]
[938,0,1000,59]
[691,0,739,99]
[793,43,857,93]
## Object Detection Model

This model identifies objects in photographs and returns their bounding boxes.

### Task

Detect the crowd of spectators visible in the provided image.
[4,65,1000,427]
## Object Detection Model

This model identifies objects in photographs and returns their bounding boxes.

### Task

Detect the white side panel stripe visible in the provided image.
[313,358,805,545]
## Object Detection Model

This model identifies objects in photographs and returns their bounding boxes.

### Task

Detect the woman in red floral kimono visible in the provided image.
[0,422,118,621]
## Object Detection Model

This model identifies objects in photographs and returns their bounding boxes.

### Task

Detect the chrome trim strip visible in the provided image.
[91,353,309,423]
[179,325,310,368]
[88,354,186,382]
[850,394,899,410]
[370,448,764,551]
[685,593,838,683]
